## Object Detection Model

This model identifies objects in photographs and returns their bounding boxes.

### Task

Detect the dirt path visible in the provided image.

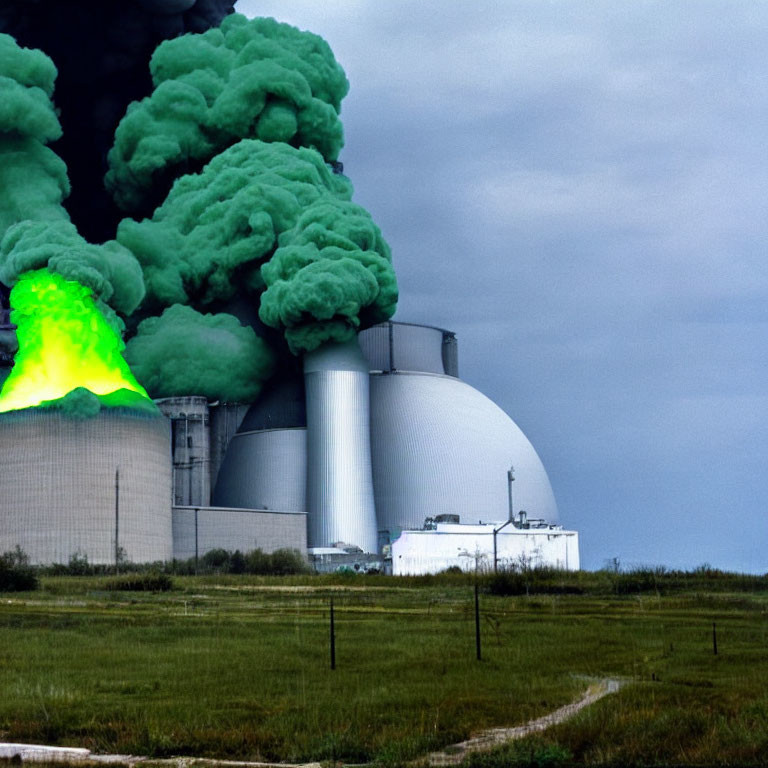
[419,677,624,766]
[0,678,623,768]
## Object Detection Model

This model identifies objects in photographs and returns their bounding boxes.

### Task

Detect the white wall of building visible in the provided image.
[391,523,579,576]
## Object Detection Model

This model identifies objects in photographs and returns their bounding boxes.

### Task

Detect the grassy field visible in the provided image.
[0,571,766,766]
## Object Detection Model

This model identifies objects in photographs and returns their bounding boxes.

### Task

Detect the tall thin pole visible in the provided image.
[507,465,515,521]
[474,583,481,661]
[194,507,199,575]
[493,519,513,573]
[114,467,120,573]
[330,597,336,670]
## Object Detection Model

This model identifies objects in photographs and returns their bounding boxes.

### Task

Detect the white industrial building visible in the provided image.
[391,517,579,576]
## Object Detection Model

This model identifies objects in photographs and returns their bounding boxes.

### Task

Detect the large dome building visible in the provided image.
[360,322,558,534]
[212,321,574,573]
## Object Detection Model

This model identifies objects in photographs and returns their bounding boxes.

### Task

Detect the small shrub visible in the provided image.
[244,548,270,574]
[269,548,310,575]
[0,547,38,591]
[229,550,246,574]
[485,566,583,596]
[66,551,94,576]
[201,548,231,572]
[245,548,309,575]
[103,572,173,592]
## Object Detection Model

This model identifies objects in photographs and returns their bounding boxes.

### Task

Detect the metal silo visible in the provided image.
[359,322,558,540]
[304,338,378,553]
[0,408,172,564]
[213,375,307,513]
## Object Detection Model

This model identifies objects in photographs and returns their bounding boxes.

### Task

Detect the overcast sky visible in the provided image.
[236,1,767,572]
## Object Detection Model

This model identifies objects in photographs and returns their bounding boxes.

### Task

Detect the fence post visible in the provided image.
[475,583,482,661]
[330,597,336,670]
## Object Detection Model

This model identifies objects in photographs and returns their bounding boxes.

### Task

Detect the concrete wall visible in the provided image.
[0,410,172,565]
[391,523,579,575]
[172,506,306,560]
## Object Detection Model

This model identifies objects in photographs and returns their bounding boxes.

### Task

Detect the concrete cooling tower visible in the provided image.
[0,409,172,564]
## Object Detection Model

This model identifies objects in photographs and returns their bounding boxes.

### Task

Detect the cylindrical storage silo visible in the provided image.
[304,338,377,552]
[213,428,307,511]
[213,374,307,512]
[0,408,172,564]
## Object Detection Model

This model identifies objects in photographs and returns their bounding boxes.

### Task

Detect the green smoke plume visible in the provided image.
[1,221,145,320]
[106,13,349,212]
[0,270,152,413]
[0,34,69,235]
[259,197,397,354]
[1,13,399,411]
[117,136,396,354]
[0,34,146,320]
[124,304,274,401]
[116,139,350,313]
[0,35,150,416]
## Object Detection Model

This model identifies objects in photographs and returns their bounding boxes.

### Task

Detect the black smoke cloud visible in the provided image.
[0,0,236,244]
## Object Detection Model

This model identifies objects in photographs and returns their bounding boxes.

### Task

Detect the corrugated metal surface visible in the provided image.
[0,409,172,564]
[172,506,306,560]
[212,427,307,512]
[392,323,446,374]
[358,323,391,371]
[304,340,378,552]
[359,322,449,375]
[370,372,558,536]
[155,396,210,507]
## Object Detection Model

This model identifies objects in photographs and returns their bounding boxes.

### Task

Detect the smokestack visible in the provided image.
[303,337,377,553]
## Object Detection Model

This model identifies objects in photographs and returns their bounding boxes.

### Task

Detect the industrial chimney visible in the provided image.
[303,337,378,553]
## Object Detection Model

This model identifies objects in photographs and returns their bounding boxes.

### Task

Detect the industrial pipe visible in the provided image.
[303,337,378,552]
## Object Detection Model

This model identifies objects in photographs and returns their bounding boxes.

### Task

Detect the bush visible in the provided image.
[485,566,584,597]
[0,547,38,591]
[102,572,173,592]
[267,548,310,575]
[245,548,310,575]
[164,547,310,576]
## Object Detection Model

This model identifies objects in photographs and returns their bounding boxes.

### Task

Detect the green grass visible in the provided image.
[0,573,766,766]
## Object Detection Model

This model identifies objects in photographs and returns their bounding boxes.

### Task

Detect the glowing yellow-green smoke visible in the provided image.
[0,269,152,413]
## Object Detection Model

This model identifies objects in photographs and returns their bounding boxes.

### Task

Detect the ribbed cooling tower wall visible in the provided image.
[0,409,172,564]
[304,339,378,552]
[370,372,558,533]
